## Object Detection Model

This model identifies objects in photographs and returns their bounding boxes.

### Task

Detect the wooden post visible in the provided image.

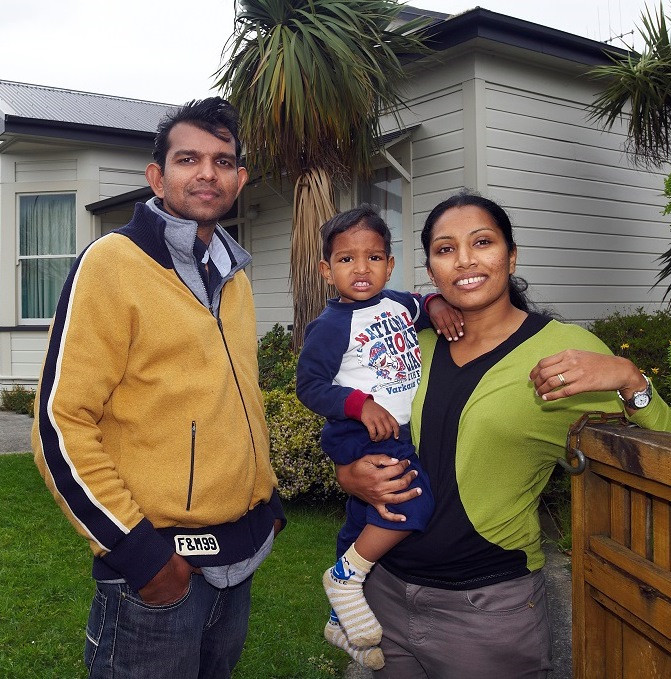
[570,421,671,678]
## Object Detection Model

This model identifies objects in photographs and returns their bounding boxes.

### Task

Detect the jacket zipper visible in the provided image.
[215,306,257,462]
[169,269,258,507]
[184,305,258,511]
[186,420,196,510]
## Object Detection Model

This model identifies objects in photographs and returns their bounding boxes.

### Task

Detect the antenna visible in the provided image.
[604,29,635,46]
[607,0,614,42]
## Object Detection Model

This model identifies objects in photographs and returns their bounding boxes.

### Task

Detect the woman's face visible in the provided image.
[426,205,517,313]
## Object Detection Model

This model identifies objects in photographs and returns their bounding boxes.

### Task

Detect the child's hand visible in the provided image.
[427,295,463,341]
[360,399,400,442]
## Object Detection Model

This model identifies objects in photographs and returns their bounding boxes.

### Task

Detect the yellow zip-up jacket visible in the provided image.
[32,202,281,589]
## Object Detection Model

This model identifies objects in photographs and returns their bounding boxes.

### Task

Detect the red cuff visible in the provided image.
[423,293,440,313]
[344,390,372,420]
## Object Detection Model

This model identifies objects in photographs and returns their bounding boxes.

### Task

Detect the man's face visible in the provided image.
[145,122,248,229]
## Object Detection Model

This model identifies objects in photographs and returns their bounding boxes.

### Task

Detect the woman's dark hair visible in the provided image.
[421,191,533,312]
[320,204,392,261]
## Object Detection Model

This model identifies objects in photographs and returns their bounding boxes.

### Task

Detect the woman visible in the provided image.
[336,192,671,678]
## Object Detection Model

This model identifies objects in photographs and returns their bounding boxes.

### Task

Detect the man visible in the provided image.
[32,97,284,678]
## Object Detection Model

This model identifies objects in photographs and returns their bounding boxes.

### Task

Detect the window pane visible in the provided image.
[360,167,404,289]
[222,199,238,221]
[223,224,239,243]
[21,257,74,319]
[20,194,76,256]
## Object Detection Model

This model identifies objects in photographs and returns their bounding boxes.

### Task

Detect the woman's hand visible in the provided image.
[426,295,464,341]
[529,350,647,404]
[335,455,420,522]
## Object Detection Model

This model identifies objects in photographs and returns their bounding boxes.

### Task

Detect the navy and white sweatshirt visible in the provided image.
[296,290,431,431]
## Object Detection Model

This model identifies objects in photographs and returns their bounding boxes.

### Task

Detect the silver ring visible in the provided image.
[557,373,566,386]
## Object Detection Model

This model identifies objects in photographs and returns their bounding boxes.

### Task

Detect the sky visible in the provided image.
[0,0,654,105]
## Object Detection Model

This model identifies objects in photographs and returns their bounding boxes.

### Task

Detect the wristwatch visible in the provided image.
[617,375,652,410]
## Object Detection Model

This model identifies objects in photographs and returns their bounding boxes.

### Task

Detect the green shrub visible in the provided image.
[665,344,671,396]
[264,388,343,502]
[259,325,342,502]
[258,324,298,392]
[541,467,572,553]
[589,307,671,402]
[655,173,671,301]
[0,385,35,416]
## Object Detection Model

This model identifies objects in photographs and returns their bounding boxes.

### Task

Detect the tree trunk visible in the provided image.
[290,167,336,351]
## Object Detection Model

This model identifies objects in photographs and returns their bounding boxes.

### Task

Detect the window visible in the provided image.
[360,166,404,290]
[19,193,76,321]
[223,224,239,242]
[221,198,242,244]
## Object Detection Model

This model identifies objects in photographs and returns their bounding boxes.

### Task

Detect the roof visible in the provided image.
[420,7,628,66]
[379,123,420,147]
[86,187,154,214]
[393,6,628,67]
[0,8,627,149]
[0,80,176,148]
[398,5,450,23]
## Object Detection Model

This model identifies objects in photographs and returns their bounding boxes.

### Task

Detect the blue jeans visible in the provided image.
[85,573,252,679]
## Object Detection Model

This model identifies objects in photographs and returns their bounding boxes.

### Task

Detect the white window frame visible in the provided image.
[358,136,413,290]
[17,192,77,324]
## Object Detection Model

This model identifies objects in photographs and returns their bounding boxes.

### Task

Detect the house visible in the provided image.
[1,7,668,388]
[0,82,169,387]
[244,8,670,336]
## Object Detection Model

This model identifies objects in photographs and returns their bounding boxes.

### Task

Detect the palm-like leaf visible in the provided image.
[589,3,671,301]
[588,2,671,167]
[215,0,433,347]
[216,0,430,182]
[655,174,671,301]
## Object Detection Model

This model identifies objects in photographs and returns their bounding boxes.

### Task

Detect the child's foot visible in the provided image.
[324,612,385,670]
[323,544,382,647]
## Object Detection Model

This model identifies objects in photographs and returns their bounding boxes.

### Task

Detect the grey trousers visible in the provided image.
[364,565,552,679]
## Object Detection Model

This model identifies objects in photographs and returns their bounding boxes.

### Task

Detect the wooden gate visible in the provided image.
[570,415,671,678]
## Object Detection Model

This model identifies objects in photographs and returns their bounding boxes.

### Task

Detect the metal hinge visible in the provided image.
[558,411,629,475]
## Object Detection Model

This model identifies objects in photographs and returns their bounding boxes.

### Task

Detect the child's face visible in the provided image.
[319,225,394,303]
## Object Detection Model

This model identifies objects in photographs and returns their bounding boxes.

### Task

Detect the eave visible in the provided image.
[411,7,628,67]
[0,115,156,149]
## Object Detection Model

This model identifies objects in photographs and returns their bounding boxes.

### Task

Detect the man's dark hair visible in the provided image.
[320,204,392,261]
[153,97,243,170]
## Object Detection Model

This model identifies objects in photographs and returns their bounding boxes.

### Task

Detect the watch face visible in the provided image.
[634,392,651,408]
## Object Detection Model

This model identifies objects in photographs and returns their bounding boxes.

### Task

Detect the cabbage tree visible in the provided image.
[589,2,671,166]
[215,0,431,348]
[589,3,671,299]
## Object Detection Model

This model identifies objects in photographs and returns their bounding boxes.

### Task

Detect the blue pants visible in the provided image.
[322,422,435,558]
[85,573,252,679]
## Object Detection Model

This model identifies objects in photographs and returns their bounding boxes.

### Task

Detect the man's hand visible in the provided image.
[529,350,647,411]
[427,295,464,341]
[139,553,197,605]
[273,518,284,537]
[360,399,400,442]
[336,455,419,522]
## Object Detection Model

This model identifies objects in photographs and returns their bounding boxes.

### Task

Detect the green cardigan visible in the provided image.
[381,315,670,589]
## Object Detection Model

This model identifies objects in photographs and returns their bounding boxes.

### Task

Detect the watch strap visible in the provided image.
[617,374,652,410]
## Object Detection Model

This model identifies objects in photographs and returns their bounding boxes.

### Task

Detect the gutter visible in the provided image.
[1,115,156,149]
[406,7,629,67]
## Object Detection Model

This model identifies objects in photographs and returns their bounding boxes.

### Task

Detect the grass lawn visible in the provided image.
[0,453,350,678]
